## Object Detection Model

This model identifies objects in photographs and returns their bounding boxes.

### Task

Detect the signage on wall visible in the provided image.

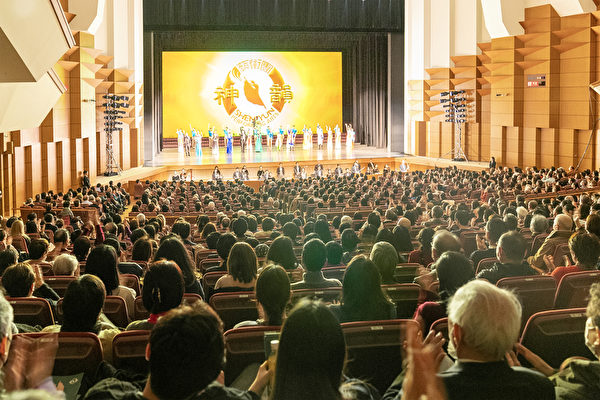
[527,74,546,87]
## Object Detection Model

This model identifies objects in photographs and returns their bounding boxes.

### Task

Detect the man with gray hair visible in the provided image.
[441,280,554,399]
[528,213,573,271]
[530,213,549,237]
[51,254,78,276]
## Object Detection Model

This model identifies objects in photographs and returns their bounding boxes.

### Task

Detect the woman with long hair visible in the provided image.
[85,244,136,320]
[213,242,257,296]
[10,219,31,248]
[126,260,184,331]
[408,227,435,267]
[266,235,299,270]
[153,236,204,298]
[330,255,396,323]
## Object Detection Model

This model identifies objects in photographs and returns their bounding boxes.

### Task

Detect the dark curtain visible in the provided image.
[352,34,388,147]
[147,31,390,149]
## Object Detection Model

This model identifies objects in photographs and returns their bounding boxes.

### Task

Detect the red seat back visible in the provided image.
[18,332,102,377]
[8,297,54,327]
[382,283,420,318]
[520,308,593,368]
[112,330,150,374]
[202,271,227,298]
[342,319,419,394]
[44,275,77,297]
[11,236,28,253]
[554,270,600,309]
[119,274,141,296]
[497,275,557,330]
[103,296,130,328]
[209,292,258,331]
[322,266,346,281]
[290,287,342,305]
[476,257,498,274]
[394,265,419,284]
[223,325,281,385]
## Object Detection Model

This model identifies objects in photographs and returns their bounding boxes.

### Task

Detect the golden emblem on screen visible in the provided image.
[214,59,293,126]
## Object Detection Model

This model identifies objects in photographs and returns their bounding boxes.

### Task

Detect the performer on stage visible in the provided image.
[334,124,342,149]
[314,162,324,178]
[177,129,184,153]
[277,126,284,150]
[180,168,187,181]
[254,127,262,152]
[183,131,192,156]
[246,126,253,151]
[233,167,242,180]
[240,126,247,152]
[383,164,391,176]
[293,162,302,179]
[241,165,249,181]
[345,123,356,149]
[257,165,264,180]
[302,125,309,150]
[266,126,273,149]
[399,159,410,173]
[191,126,202,157]
[224,126,233,155]
[307,127,313,149]
[301,167,307,179]
[326,125,333,150]
[212,166,222,181]
[316,124,324,149]
[263,169,273,181]
[291,125,297,147]
[277,163,285,179]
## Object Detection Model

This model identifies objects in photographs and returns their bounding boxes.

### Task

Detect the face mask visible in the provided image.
[584,317,600,358]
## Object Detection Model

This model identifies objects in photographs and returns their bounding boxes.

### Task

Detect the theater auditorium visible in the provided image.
[1,0,600,399]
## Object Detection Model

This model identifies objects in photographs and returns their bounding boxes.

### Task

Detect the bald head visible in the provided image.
[554,214,573,231]
[432,230,462,260]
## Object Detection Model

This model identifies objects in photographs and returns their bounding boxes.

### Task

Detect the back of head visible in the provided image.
[104,237,122,257]
[282,221,298,241]
[314,220,332,243]
[272,299,345,400]
[62,275,106,332]
[325,241,343,265]
[262,217,275,232]
[154,236,194,285]
[341,228,360,252]
[86,245,119,293]
[432,206,443,219]
[435,251,474,300]
[142,260,184,314]
[498,231,527,263]
[72,236,91,262]
[302,238,327,272]
[132,237,153,262]
[29,238,50,260]
[206,231,221,250]
[448,280,521,361]
[171,221,191,240]
[54,228,69,245]
[530,214,549,235]
[370,241,398,283]
[342,255,390,319]
[503,214,518,231]
[2,263,34,297]
[0,249,18,276]
[130,228,148,245]
[555,213,573,231]
[367,212,381,229]
[432,230,462,258]
[256,264,290,326]
[227,242,258,283]
[216,233,237,261]
[486,218,508,243]
[569,232,600,268]
[267,235,297,270]
[149,303,224,399]
[52,254,78,276]
[232,218,248,237]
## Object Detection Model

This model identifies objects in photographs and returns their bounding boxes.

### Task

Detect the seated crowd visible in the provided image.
[1,164,600,399]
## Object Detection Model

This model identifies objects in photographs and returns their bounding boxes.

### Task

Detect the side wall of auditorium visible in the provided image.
[0,0,143,216]
[405,0,600,169]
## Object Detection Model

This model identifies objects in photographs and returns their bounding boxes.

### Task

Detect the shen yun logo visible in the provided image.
[214,59,293,126]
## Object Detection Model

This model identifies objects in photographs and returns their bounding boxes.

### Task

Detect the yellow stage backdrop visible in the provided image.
[162,51,343,137]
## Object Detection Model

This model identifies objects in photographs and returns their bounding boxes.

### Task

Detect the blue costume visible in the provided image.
[254,129,262,152]
[192,129,202,157]
[225,128,233,154]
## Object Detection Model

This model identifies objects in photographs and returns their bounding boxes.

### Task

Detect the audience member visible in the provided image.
[370,241,399,284]
[291,238,341,289]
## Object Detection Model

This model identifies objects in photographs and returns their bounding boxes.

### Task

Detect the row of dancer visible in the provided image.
[175,123,357,156]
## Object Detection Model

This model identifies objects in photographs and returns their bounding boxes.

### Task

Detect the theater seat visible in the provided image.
[223,325,281,386]
[8,297,54,327]
[497,275,556,330]
[430,317,449,351]
[133,293,204,322]
[44,275,77,297]
[290,287,342,305]
[554,270,600,309]
[394,265,419,284]
[112,330,151,374]
[476,257,498,274]
[103,296,130,328]
[520,308,593,368]
[342,319,419,394]
[209,292,258,330]
[119,274,141,296]
[202,271,227,298]
[322,266,346,281]
[17,332,102,377]
[382,283,420,318]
